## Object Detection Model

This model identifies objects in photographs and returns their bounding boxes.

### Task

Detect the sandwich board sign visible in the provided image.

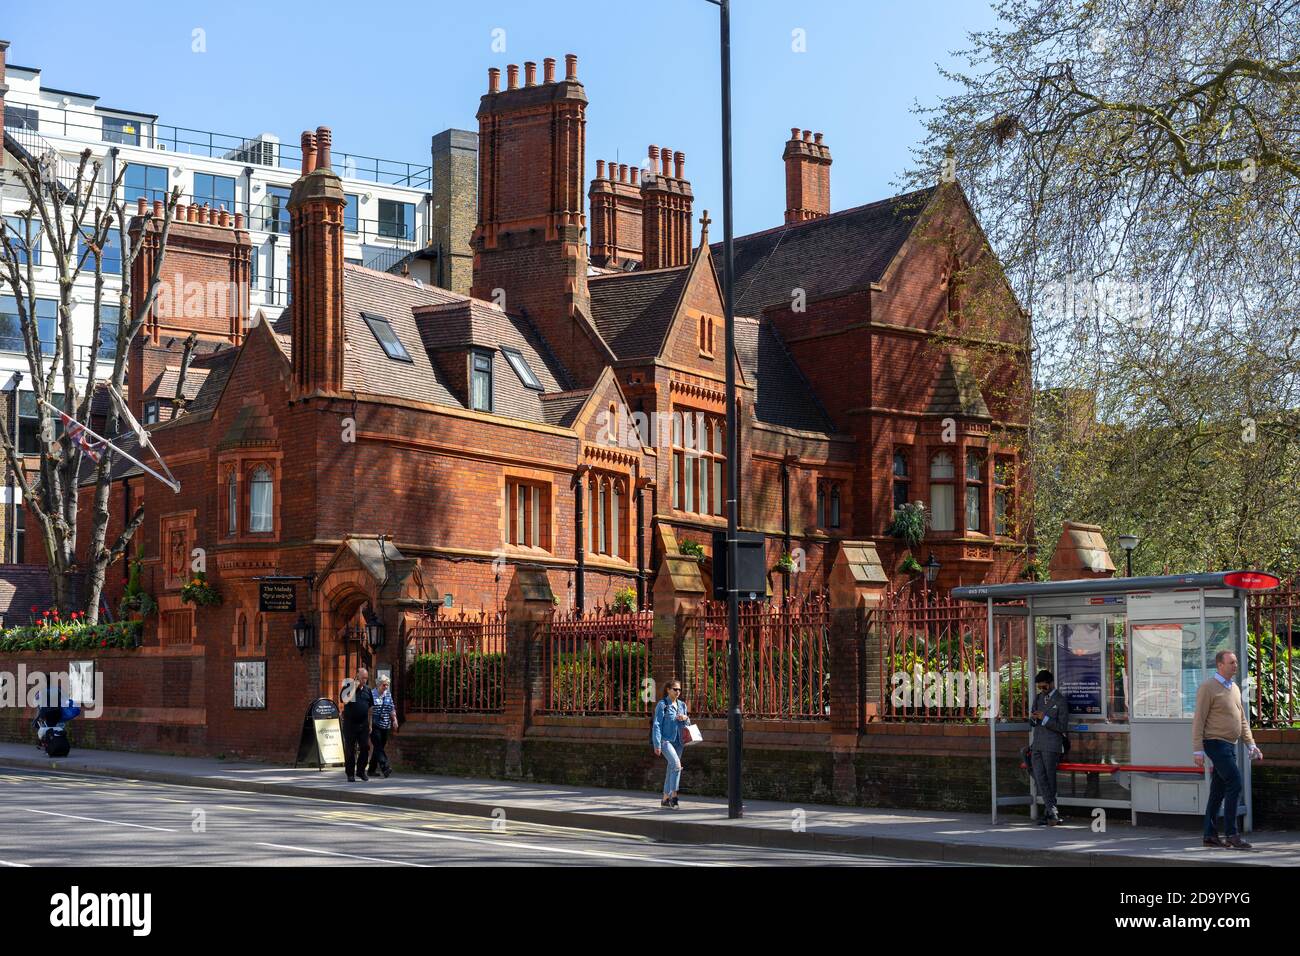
[294,698,345,770]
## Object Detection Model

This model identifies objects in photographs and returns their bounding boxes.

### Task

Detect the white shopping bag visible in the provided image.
[682,722,703,746]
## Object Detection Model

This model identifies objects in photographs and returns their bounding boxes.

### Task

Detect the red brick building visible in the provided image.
[40,54,1029,756]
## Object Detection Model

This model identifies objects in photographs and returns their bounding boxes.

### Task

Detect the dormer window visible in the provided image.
[471,351,493,412]
[501,346,542,390]
[361,312,412,362]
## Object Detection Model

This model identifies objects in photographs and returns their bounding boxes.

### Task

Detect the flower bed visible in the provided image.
[0,609,143,652]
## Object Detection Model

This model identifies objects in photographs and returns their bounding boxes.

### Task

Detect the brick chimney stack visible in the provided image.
[472,53,599,383]
[783,128,832,223]
[127,190,252,420]
[589,157,643,268]
[287,125,348,397]
[640,144,693,270]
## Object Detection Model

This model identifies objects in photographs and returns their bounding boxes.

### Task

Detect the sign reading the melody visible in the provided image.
[259,580,297,613]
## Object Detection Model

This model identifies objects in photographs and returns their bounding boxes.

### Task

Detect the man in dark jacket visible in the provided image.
[1030,669,1070,826]
[340,667,375,782]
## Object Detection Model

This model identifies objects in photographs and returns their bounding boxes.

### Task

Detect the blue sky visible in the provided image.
[5,0,999,236]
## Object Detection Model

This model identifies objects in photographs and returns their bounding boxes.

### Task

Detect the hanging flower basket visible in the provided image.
[181,572,223,607]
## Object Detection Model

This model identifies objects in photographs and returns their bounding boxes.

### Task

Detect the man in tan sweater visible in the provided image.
[1192,650,1263,849]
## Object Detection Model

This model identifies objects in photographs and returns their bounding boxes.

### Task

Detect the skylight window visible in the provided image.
[501,346,542,390]
[361,312,412,362]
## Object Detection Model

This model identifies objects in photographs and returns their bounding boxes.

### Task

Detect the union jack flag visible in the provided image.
[59,412,103,463]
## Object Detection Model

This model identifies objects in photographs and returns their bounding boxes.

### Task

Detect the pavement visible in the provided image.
[1,742,1297,866]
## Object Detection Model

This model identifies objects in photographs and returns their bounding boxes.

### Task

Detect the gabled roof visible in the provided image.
[735,318,835,433]
[588,265,690,360]
[715,186,936,315]
[414,298,575,423]
[273,266,464,408]
[926,350,990,419]
[143,365,211,402]
[539,389,590,428]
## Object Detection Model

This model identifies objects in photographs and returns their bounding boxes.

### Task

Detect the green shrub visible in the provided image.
[407,651,504,711]
[550,641,650,714]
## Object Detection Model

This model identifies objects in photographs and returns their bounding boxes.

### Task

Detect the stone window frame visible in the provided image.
[501,467,554,555]
[584,469,631,564]
[217,451,283,542]
[698,313,717,358]
[964,449,985,535]
[670,406,726,520]
[994,455,1016,538]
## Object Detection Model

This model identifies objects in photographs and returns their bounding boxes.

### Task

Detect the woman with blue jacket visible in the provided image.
[651,678,689,809]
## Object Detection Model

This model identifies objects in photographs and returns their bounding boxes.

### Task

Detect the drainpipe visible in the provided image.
[635,474,647,610]
[780,456,791,599]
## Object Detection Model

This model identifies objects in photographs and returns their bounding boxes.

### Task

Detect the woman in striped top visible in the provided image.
[367,675,398,778]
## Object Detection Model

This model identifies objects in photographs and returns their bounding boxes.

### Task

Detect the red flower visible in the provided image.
[100,639,108,647]
[30,605,37,613]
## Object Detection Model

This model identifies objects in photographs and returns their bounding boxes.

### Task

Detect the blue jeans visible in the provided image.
[1203,739,1242,838]
[660,740,682,796]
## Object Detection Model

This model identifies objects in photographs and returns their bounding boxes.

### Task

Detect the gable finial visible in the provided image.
[699,209,712,243]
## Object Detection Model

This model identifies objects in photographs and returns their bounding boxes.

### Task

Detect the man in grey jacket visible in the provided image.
[1030,669,1070,826]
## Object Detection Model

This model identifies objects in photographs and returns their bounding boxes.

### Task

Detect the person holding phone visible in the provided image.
[340,666,375,782]
[651,678,689,809]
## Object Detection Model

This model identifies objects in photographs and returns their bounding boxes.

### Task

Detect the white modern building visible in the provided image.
[0,39,476,562]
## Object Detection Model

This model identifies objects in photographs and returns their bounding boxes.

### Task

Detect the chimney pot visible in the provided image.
[596,159,606,180]
[630,167,639,185]
[790,127,801,141]
[136,196,146,216]
[565,53,578,81]
[488,67,501,93]
[524,61,537,86]
[619,163,628,183]
[814,132,824,144]
[507,64,519,89]
[802,129,812,142]
[543,57,556,83]
[660,146,670,176]
[674,151,685,179]
[153,199,164,219]
[315,126,333,170]
[234,212,244,230]
[300,131,317,174]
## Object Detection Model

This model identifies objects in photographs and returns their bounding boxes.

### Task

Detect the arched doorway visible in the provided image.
[318,586,375,700]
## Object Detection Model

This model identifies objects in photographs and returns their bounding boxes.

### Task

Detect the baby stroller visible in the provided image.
[33,701,81,758]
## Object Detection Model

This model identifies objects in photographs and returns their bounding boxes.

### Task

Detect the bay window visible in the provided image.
[671,408,725,518]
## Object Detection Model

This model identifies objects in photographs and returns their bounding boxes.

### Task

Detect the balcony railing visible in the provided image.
[0,338,111,378]
[4,105,432,189]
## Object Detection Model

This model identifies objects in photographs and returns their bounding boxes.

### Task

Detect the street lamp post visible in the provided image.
[706,0,743,819]
[1118,535,1139,578]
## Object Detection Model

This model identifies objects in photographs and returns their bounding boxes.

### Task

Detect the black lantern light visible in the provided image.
[1118,534,1139,578]
[363,608,385,648]
[923,554,941,585]
[292,613,315,650]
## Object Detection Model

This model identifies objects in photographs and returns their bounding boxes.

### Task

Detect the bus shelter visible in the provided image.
[952,571,1279,829]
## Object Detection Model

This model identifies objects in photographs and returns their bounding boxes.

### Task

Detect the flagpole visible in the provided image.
[36,397,180,493]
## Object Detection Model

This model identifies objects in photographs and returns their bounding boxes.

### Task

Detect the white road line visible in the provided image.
[0,859,31,867]
[23,808,177,832]
[255,843,428,867]
[326,820,730,866]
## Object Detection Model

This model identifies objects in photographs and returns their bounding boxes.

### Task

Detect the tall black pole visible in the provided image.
[719,0,743,819]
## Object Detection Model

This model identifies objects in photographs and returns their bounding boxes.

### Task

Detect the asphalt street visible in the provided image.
[0,767,960,867]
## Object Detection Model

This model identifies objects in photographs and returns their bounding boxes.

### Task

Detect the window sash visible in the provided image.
[965,485,981,532]
[249,470,273,532]
[931,484,954,531]
[227,473,237,536]
[995,490,1010,536]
